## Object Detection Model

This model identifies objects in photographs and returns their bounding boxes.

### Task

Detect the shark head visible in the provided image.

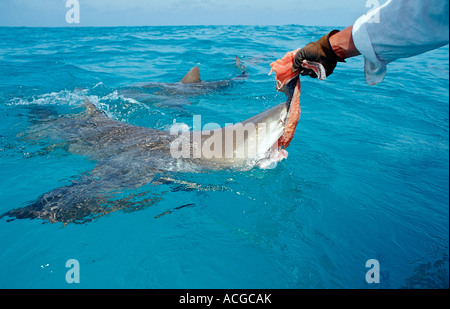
[172,84,295,170]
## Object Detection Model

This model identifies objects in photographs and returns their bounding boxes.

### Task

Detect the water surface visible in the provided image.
[0,26,448,288]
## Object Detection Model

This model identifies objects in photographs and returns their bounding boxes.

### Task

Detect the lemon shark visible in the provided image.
[120,56,248,105]
[1,74,299,225]
[175,56,248,84]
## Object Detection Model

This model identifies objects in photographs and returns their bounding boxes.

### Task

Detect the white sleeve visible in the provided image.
[352,0,449,85]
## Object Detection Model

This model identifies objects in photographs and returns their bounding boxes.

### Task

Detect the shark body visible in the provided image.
[119,57,248,106]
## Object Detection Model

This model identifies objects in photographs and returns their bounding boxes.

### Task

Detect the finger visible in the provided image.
[300,69,312,76]
[292,59,303,72]
[309,71,318,79]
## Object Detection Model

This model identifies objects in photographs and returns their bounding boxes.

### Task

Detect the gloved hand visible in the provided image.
[293,30,346,78]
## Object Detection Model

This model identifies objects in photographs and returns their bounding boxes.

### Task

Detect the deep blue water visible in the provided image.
[0,26,448,288]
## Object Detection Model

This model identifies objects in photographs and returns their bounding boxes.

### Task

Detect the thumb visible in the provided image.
[292,51,304,72]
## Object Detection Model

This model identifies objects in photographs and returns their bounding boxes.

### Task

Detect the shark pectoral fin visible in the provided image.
[180,66,201,84]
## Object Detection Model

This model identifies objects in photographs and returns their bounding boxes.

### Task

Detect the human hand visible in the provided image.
[293,30,346,78]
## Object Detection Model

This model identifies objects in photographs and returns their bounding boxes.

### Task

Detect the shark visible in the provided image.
[1,53,322,225]
[165,55,248,85]
[119,56,249,107]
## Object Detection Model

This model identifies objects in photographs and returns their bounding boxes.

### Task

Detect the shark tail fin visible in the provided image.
[180,66,201,84]
[236,56,248,74]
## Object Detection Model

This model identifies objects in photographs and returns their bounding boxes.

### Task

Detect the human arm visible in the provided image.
[293,0,449,84]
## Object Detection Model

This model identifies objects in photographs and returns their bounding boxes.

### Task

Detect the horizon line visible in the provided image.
[0,24,344,28]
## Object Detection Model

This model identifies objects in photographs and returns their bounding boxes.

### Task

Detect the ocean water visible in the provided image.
[0,25,448,289]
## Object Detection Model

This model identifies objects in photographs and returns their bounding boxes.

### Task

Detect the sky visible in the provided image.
[0,0,372,27]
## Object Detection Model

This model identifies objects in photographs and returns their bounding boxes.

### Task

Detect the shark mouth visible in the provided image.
[269,49,326,149]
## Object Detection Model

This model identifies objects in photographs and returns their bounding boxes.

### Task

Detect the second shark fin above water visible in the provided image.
[180,56,247,84]
[180,66,201,84]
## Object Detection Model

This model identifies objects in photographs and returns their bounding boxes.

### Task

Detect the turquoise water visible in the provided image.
[0,26,448,288]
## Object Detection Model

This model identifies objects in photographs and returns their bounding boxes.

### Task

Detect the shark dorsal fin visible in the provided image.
[83,96,103,116]
[180,66,201,84]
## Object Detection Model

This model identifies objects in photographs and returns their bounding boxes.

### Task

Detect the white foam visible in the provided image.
[256,148,288,169]
[7,89,87,107]
[7,87,159,123]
